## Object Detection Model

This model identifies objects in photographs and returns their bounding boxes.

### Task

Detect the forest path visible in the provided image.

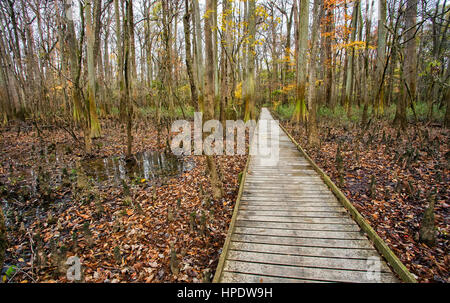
[214,108,399,283]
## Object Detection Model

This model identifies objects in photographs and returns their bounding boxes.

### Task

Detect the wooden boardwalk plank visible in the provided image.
[235,220,360,231]
[215,108,400,283]
[234,216,356,224]
[239,205,346,211]
[239,210,349,217]
[221,272,329,283]
[233,227,367,240]
[223,260,398,283]
[231,234,374,249]
[226,250,393,272]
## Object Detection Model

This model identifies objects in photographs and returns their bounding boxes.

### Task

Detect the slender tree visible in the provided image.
[375,0,387,115]
[307,0,323,146]
[86,0,101,138]
[184,0,198,109]
[293,0,309,123]
[243,0,256,122]
[205,0,223,199]
[344,0,360,119]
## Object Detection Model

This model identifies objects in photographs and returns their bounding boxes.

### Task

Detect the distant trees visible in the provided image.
[0,0,448,146]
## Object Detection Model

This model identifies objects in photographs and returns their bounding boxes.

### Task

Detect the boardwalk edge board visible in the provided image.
[213,149,252,283]
[272,111,417,283]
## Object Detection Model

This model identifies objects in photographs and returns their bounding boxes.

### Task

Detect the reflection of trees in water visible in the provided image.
[81,151,191,184]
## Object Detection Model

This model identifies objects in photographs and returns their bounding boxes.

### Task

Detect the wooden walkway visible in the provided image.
[214,108,400,283]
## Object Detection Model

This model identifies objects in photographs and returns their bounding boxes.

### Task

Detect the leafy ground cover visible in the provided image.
[0,120,246,282]
[281,118,449,283]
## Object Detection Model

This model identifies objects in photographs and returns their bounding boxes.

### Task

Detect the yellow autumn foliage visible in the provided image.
[235,82,242,100]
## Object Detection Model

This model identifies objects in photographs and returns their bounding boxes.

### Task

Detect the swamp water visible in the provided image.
[1,149,194,229]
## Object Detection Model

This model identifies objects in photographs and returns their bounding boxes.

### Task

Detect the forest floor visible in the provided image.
[0,120,246,282]
[281,118,449,283]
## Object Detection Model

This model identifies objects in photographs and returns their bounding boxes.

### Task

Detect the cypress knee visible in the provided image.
[419,194,437,247]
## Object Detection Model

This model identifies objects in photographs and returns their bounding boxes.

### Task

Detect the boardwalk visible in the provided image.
[215,108,400,283]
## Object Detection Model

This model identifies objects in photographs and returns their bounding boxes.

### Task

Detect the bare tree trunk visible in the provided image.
[323,1,335,107]
[345,0,360,119]
[404,0,418,108]
[220,0,233,123]
[307,0,322,146]
[115,0,125,119]
[184,0,198,109]
[124,0,133,157]
[282,6,294,105]
[394,0,418,130]
[162,0,174,114]
[193,0,204,112]
[144,0,153,89]
[213,0,220,115]
[86,0,101,139]
[243,0,256,121]
[361,0,373,125]
[375,0,387,115]
[0,12,17,119]
[129,0,136,80]
[65,0,91,153]
[293,0,309,123]
[270,5,278,104]
[205,0,223,200]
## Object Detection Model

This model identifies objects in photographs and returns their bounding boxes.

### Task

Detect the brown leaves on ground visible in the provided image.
[283,120,449,283]
[0,120,247,283]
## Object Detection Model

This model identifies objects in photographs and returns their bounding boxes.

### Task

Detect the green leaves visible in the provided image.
[5,265,17,278]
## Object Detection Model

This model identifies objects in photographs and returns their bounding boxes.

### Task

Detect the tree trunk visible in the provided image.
[323,1,335,107]
[220,0,233,123]
[361,0,372,125]
[375,0,387,115]
[293,0,309,123]
[162,0,174,114]
[129,0,136,80]
[193,0,204,112]
[86,1,101,138]
[307,0,322,146]
[404,0,418,108]
[205,0,223,200]
[282,6,294,105]
[124,0,133,157]
[115,0,126,119]
[184,0,198,109]
[345,0,360,119]
[213,0,220,115]
[243,0,256,121]
[65,0,91,153]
